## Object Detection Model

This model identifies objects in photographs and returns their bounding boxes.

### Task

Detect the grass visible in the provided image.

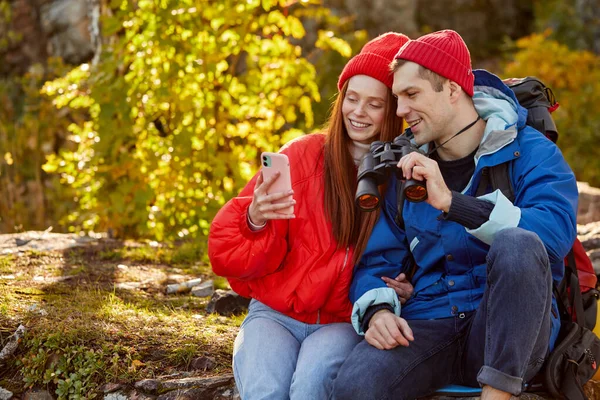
[0,240,243,398]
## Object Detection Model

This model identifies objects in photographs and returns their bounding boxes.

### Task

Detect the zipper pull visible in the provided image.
[586,349,597,370]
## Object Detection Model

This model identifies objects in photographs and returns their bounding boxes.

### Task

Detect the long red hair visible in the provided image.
[323,81,403,265]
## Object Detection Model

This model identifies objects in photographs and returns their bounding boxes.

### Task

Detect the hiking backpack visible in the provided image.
[475,77,600,399]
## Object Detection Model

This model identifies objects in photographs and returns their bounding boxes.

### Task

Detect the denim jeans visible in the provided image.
[331,227,553,399]
[233,299,362,400]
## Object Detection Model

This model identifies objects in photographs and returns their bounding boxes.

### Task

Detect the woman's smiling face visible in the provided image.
[342,75,388,144]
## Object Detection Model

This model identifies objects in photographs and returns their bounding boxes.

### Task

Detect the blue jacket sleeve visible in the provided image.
[467,130,577,265]
[349,182,411,334]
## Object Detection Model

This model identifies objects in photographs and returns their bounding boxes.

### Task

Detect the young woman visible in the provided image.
[208,32,410,399]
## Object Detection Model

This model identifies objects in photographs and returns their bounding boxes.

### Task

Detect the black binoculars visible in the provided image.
[355,135,428,212]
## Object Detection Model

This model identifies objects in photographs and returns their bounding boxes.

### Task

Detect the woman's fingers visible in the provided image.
[259,200,296,213]
[250,171,296,225]
[262,212,296,220]
[255,170,264,186]
[254,171,280,196]
[261,190,294,204]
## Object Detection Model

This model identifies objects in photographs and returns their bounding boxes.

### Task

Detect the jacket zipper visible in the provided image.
[341,247,350,272]
[586,348,597,370]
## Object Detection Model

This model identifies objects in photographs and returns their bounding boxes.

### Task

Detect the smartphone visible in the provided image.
[261,152,294,215]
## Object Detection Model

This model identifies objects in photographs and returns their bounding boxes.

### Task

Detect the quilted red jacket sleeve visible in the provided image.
[208,169,291,281]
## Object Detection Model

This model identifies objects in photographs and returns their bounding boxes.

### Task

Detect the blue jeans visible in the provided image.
[233,299,362,400]
[331,227,553,399]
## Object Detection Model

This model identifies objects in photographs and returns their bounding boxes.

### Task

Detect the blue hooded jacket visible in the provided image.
[349,70,578,350]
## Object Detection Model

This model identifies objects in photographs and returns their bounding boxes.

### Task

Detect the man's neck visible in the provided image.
[434,109,485,161]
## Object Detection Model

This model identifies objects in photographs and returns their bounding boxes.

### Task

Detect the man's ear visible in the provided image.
[448,81,462,103]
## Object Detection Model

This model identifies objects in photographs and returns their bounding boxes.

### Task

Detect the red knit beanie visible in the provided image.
[394,30,474,97]
[337,32,410,91]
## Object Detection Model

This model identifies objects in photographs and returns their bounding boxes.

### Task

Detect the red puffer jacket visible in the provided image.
[208,134,355,324]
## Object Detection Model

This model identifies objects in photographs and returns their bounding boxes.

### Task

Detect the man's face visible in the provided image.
[392,62,453,146]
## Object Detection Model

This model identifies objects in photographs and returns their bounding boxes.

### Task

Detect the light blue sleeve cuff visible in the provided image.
[351,287,401,335]
[466,189,521,245]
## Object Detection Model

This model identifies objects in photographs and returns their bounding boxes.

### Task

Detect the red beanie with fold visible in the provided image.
[338,32,410,91]
[394,29,474,97]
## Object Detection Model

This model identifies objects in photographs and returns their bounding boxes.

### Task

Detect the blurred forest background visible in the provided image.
[1,0,599,242]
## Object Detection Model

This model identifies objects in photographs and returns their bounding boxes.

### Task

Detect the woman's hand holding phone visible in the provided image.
[248,171,296,226]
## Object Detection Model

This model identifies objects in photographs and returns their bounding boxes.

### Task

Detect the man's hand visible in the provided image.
[248,171,296,226]
[382,273,413,304]
[365,310,414,350]
[397,152,452,212]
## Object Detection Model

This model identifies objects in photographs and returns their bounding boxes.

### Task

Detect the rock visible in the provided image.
[114,282,144,290]
[578,182,600,225]
[206,290,250,316]
[22,389,54,400]
[593,260,600,276]
[323,0,418,42]
[0,232,101,253]
[166,278,202,295]
[189,356,216,371]
[156,389,208,400]
[579,221,600,260]
[323,0,534,61]
[589,249,600,274]
[134,379,161,394]
[99,383,124,393]
[33,275,75,283]
[160,374,234,391]
[582,237,600,252]
[0,386,13,400]
[28,303,48,316]
[39,0,95,64]
[128,390,156,400]
[0,324,26,361]
[16,238,32,246]
[154,376,235,400]
[191,280,214,298]
[214,385,240,400]
[104,392,128,400]
[579,221,600,237]
[156,371,195,380]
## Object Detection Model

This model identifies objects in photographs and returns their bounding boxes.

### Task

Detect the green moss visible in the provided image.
[0,254,14,274]
[213,276,230,290]
[1,243,240,396]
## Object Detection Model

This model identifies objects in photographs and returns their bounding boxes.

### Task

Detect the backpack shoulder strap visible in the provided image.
[475,163,515,203]
[567,249,586,327]
[489,163,515,203]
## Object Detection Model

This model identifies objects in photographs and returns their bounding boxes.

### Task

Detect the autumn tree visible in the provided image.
[502,31,600,186]
[43,0,351,240]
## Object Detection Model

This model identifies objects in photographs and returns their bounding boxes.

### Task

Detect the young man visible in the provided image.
[331,30,578,400]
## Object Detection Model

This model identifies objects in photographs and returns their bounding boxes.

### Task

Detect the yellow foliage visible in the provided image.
[502,31,600,186]
[36,0,350,240]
